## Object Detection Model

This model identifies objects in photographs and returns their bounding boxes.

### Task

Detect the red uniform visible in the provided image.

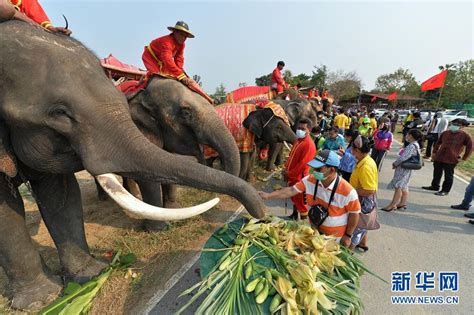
[142,34,187,81]
[10,0,51,28]
[285,135,316,215]
[271,67,286,94]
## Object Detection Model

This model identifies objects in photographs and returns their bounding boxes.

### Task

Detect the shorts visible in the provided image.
[351,227,367,246]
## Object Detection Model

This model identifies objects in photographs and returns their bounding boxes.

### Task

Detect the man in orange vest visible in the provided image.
[271,61,287,94]
[142,21,196,86]
[284,118,317,220]
[0,0,71,35]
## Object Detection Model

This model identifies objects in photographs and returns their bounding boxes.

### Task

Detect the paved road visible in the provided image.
[148,141,474,315]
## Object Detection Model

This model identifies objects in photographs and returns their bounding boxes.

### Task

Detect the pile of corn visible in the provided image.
[178,216,383,315]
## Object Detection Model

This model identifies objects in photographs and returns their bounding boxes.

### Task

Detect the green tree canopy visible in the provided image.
[211,83,227,104]
[437,60,474,106]
[255,73,271,86]
[374,68,420,96]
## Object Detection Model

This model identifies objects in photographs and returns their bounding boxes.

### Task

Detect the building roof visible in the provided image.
[364,93,425,101]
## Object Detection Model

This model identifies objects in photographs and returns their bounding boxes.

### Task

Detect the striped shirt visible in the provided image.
[294,175,361,238]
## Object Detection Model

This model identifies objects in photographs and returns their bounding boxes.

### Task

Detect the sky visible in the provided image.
[42,1,473,93]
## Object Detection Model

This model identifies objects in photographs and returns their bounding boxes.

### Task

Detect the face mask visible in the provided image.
[296,129,307,139]
[449,125,461,132]
[310,168,328,181]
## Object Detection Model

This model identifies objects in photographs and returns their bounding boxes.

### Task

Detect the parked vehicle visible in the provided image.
[443,110,468,122]
[396,110,410,122]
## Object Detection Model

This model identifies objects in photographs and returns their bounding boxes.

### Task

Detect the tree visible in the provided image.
[309,64,328,90]
[287,73,311,87]
[327,70,362,101]
[437,60,474,107]
[211,83,227,104]
[192,74,202,87]
[255,73,271,86]
[374,68,420,96]
[238,82,247,87]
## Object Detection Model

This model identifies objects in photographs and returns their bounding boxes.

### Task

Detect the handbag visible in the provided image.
[400,145,424,170]
[308,176,340,227]
[357,209,380,230]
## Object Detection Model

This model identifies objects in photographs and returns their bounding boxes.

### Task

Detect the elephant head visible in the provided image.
[274,99,318,132]
[242,107,297,145]
[128,78,240,176]
[0,21,265,220]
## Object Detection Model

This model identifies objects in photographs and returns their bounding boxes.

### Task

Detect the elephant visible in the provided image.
[205,103,297,181]
[93,75,243,230]
[0,21,265,310]
[261,98,319,171]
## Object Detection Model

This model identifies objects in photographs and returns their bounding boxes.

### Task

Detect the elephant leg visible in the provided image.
[275,144,284,166]
[122,177,141,198]
[94,178,109,201]
[162,184,179,208]
[247,150,257,182]
[136,180,168,231]
[30,173,107,284]
[239,152,250,180]
[0,176,61,310]
[267,143,284,171]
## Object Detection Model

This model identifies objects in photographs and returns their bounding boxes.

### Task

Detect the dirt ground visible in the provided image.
[0,170,251,314]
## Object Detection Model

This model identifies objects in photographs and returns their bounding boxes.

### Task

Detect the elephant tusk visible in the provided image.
[284,141,292,151]
[95,173,220,221]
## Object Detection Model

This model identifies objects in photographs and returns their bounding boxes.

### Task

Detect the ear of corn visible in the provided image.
[179,216,385,315]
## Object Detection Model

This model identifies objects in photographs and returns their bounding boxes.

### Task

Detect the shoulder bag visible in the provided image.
[308,176,340,227]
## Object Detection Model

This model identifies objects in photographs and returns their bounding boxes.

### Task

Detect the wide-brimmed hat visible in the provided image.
[168,21,195,38]
[308,150,340,169]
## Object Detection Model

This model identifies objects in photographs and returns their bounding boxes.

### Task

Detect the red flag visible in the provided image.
[421,70,448,91]
[387,92,397,101]
[370,96,377,102]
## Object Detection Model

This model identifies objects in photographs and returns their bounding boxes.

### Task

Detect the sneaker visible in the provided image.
[464,213,474,219]
[469,220,474,225]
[287,210,299,221]
[434,191,449,196]
[422,186,439,191]
[451,204,469,211]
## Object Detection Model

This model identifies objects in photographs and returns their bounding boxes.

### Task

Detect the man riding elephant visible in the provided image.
[0,0,71,34]
[142,20,196,86]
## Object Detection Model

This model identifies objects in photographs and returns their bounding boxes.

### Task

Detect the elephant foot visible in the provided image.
[64,256,108,284]
[142,219,170,232]
[10,274,62,311]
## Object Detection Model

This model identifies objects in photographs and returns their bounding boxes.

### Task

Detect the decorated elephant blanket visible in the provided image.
[226,86,273,104]
[204,103,257,158]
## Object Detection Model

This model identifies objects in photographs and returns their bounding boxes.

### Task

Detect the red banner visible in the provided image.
[421,70,448,91]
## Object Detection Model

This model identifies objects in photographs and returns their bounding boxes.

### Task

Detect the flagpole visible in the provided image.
[436,86,444,107]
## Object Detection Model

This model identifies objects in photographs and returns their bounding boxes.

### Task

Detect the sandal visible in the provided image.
[396,205,407,210]
[356,245,369,252]
[381,206,396,212]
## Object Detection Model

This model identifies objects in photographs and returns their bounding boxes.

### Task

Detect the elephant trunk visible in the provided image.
[84,118,265,219]
[200,115,240,176]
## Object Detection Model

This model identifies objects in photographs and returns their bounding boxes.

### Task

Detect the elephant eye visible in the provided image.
[49,106,72,118]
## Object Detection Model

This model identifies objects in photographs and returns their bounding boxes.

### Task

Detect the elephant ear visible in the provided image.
[243,110,263,138]
[0,124,17,178]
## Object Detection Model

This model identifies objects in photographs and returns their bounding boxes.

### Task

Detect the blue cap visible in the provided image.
[308,149,340,169]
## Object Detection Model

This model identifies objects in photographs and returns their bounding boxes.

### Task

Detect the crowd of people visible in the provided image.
[259,105,473,253]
